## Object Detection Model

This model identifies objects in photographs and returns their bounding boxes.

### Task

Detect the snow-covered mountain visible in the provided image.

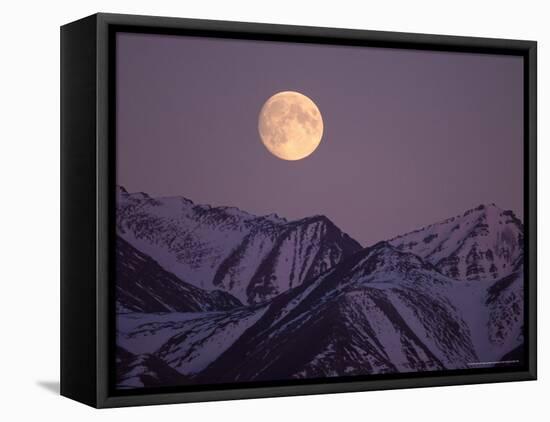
[114,194,525,388]
[116,236,242,313]
[117,243,523,385]
[389,204,523,281]
[117,186,361,304]
[197,242,479,382]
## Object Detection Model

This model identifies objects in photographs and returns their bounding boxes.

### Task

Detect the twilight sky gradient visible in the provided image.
[116,32,523,246]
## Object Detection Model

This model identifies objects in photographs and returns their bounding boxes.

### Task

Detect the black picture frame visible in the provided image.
[60,12,537,408]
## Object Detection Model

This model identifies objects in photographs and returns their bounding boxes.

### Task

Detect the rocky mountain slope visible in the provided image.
[117,186,361,304]
[389,204,523,281]
[198,242,478,382]
[114,192,525,388]
[116,236,242,313]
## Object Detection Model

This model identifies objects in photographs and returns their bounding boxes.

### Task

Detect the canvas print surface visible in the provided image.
[114,32,525,390]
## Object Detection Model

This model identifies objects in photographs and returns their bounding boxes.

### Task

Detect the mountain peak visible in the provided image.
[118,189,151,200]
[462,202,501,217]
[302,214,333,226]
[116,185,129,197]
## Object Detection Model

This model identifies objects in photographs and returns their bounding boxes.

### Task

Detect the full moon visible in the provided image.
[258,91,324,160]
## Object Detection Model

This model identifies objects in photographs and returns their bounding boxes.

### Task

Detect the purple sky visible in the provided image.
[116,32,523,246]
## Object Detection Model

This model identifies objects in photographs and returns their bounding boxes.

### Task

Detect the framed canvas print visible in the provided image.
[60,13,537,408]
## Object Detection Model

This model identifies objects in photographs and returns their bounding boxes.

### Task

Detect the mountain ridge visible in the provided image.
[389,203,523,281]
[117,185,362,304]
[115,189,525,388]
